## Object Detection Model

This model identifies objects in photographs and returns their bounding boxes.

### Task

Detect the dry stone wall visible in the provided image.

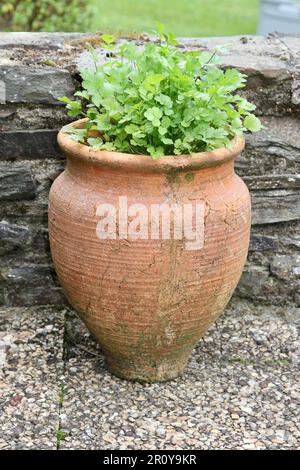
[0,32,299,307]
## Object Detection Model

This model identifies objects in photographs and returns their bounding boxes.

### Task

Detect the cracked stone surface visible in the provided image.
[2,299,297,450]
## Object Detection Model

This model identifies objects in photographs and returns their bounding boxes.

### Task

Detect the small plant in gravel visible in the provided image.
[60,25,262,159]
[56,428,66,448]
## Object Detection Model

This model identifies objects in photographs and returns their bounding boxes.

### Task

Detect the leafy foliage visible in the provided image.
[60,27,262,158]
[0,1,92,32]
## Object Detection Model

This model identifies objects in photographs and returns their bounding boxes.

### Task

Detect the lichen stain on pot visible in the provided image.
[48,121,251,382]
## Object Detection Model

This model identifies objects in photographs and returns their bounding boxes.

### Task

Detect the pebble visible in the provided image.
[1,299,299,450]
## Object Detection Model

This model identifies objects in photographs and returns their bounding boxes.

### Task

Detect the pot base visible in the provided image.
[106,352,190,383]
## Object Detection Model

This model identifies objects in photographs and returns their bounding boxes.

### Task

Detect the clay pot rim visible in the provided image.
[58,118,245,173]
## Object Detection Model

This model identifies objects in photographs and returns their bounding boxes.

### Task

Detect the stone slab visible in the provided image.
[0,66,75,105]
[0,130,62,160]
[0,163,36,201]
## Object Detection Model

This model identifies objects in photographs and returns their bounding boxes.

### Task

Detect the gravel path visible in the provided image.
[0,307,65,449]
[1,300,299,450]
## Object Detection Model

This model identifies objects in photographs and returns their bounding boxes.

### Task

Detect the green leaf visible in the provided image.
[74,90,90,100]
[125,124,139,135]
[154,21,166,38]
[244,114,262,132]
[58,96,73,105]
[147,145,164,159]
[95,116,111,131]
[144,106,163,123]
[101,142,116,151]
[101,34,116,46]
[161,116,171,128]
[58,96,82,117]
[143,74,165,93]
[161,137,173,145]
[155,94,172,108]
[87,137,103,149]
[158,126,167,135]
[119,42,139,60]
[154,22,178,45]
[64,127,87,143]
[231,117,243,129]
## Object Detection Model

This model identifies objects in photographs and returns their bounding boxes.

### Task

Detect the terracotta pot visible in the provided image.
[49,119,251,382]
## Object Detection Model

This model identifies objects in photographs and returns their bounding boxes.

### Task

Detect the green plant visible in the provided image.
[56,429,66,447]
[0,0,92,32]
[60,26,262,159]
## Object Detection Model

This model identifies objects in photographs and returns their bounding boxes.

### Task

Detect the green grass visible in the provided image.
[90,0,259,37]
[56,429,66,447]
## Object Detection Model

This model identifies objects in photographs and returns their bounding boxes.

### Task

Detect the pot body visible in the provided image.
[49,134,251,382]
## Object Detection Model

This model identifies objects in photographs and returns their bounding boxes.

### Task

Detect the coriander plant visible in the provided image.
[60,26,262,159]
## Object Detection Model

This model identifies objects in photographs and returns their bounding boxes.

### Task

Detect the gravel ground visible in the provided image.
[0,307,65,450]
[0,300,299,450]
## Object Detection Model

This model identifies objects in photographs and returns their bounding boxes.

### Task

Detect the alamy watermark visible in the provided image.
[95,196,205,251]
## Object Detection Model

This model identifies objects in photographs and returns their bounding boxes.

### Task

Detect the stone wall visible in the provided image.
[0,32,299,308]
